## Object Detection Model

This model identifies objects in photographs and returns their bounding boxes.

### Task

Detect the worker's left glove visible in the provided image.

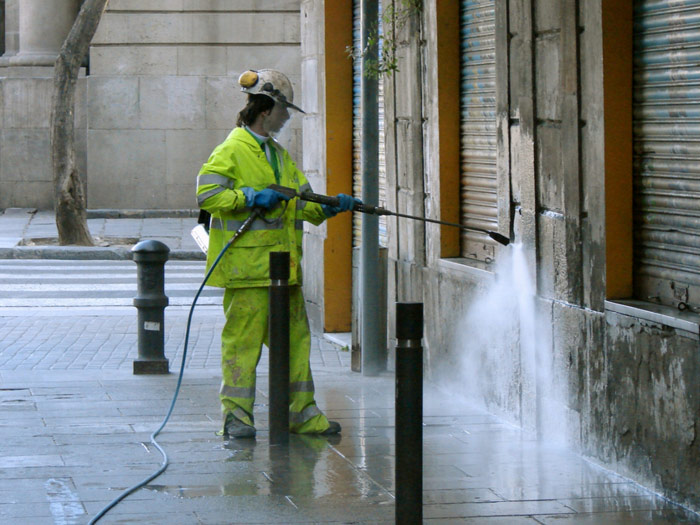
[322,194,360,217]
[249,188,290,210]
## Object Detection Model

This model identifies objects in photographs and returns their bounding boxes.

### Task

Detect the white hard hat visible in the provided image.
[238,69,305,113]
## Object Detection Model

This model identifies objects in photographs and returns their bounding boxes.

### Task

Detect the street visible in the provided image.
[0,260,219,308]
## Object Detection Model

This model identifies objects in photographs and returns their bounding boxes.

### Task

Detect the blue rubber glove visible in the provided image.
[250,188,290,209]
[322,194,360,217]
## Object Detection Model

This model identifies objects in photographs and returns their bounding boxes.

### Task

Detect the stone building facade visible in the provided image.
[300,0,699,514]
[0,0,85,209]
[0,0,303,210]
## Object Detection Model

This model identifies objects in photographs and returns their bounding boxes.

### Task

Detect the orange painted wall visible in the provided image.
[603,0,633,299]
[438,0,461,257]
[323,1,354,331]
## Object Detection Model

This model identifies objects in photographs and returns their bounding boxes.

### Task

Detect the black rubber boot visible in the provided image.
[224,414,256,439]
[320,420,341,435]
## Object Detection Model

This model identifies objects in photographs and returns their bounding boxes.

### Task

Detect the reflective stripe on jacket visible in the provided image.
[197,127,327,288]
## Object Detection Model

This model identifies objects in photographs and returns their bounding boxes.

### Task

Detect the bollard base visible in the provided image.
[133,359,169,375]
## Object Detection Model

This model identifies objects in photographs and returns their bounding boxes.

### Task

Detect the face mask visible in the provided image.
[269,119,292,146]
[262,103,291,135]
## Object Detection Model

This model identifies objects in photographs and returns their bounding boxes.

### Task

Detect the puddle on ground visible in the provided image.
[144,482,269,499]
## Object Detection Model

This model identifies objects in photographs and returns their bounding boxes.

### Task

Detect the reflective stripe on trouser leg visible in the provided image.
[219,286,329,433]
[220,287,267,428]
[288,286,329,434]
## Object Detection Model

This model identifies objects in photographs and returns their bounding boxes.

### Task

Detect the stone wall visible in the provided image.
[380,0,425,371]
[298,0,326,334]
[87,0,302,210]
[0,0,85,210]
[597,308,700,511]
[0,0,302,210]
[393,0,699,512]
[0,1,6,56]
[414,0,603,437]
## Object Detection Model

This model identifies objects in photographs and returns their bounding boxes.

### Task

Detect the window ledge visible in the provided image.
[605,299,700,335]
[437,257,495,281]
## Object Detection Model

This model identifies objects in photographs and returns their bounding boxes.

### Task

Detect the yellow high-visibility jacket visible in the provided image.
[197,127,327,288]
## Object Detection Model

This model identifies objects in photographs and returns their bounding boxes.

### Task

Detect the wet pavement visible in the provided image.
[3,355,699,524]
[1,208,699,523]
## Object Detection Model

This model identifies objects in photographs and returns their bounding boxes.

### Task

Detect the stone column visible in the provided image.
[0,0,85,210]
[7,0,79,65]
[3,0,19,57]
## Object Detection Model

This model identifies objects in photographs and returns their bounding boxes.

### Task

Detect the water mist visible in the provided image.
[447,243,569,445]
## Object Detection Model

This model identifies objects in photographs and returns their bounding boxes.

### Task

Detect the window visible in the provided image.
[632,0,700,311]
[459,0,498,263]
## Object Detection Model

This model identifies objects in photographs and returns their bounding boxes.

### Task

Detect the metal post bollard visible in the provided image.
[131,240,170,375]
[269,251,290,445]
[395,302,423,524]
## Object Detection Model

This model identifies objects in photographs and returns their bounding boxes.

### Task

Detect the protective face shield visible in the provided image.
[262,102,291,136]
[238,69,305,113]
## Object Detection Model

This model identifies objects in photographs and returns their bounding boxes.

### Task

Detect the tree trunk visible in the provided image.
[51,0,109,245]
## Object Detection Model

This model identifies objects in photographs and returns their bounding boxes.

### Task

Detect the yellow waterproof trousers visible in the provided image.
[219,286,330,433]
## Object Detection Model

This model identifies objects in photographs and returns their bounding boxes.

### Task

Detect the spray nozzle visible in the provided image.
[488,231,510,246]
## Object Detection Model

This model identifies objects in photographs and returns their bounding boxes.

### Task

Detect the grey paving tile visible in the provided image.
[83,493,296,519]
[424,488,506,504]
[493,482,647,502]
[0,502,55,520]
[558,494,678,513]
[0,237,21,248]
[44,422,136,435]
[0,455,65,468]
[427,518,539,524]
[330,441,395,458]
[536,508,700,524]
[424,499,575,519]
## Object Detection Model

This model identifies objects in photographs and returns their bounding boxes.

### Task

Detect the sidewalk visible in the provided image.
[3,344,698,524]
[1,208,699,523]
[0,208,204,260]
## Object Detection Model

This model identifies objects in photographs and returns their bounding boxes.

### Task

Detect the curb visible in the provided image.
[0,246,206,261]
[86,209,200,219]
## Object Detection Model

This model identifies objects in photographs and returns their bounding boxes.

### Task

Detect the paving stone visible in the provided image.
[423,499,575,519]
[536,509,700,524]
[0,455,65,469]
[429,518,538,524]
[0,502,54,520]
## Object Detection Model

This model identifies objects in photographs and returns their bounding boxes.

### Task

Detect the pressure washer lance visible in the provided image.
[269,184,511,246]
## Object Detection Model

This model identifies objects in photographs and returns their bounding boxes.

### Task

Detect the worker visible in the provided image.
[196,69,357,438]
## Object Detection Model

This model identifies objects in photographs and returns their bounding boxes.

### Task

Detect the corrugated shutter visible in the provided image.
[460,0,497,261]
[352,0,387,248]
[634,0,700,310]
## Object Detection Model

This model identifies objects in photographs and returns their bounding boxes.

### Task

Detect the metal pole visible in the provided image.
[395,302,423,524]
[269,251,290,445]
[131,240,170,375]
[361,0,384,376]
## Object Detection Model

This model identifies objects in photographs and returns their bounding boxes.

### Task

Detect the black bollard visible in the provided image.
[269,251,290,445]
[131,240,170,375]
[395,302,423,524]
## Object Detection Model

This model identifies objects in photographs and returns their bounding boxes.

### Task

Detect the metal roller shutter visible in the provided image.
[460,0,497,261]
[352,0,387,248]
[634,0,700,310]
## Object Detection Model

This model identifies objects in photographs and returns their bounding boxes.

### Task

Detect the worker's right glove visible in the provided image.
[322,194,360,217]
[249,188,290,209]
